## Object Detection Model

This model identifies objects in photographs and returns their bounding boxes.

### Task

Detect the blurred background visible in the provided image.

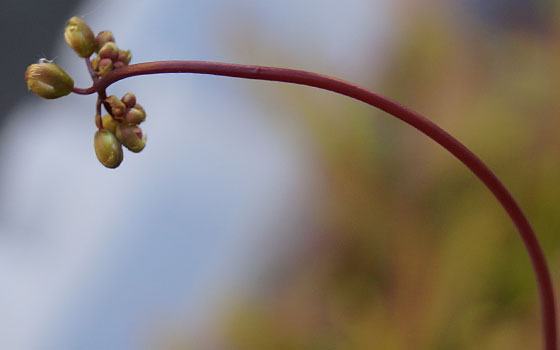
[1,0,559,349]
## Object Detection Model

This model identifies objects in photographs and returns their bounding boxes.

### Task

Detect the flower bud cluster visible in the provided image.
[26,16,147,169]
[90,36,131,76]
[94,93,147,168]
[63,16,131,76]
[64,17,132,76]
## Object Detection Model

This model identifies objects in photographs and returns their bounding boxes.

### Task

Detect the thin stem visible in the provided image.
[71,87,93,95]
[71,59,110,120]
[82,57,113,117]
[95,97,102,130]
[85,57,97,81]
[74,60,557,349]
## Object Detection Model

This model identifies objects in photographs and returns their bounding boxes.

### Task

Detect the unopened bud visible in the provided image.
[96,58,113,75]
[94,129,123,168]
[116,124,146,153]
[25,63,74,99]
[101,114,119,133]
[117,49,131,65]
[95,113,102,129]
[99,42,119,60]
[64,16,96,58]
[121,93,136,108]
[124,105,146,125]
[105,95,126,117]
[112,61,125,70]
[95,31,115,52]
[91,56,100,71]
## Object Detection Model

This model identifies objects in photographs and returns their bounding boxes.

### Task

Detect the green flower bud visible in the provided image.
[121,93,136,108]
[112,61,125,70]
[117,49,131,65]
[25,63,74,99]
[64,16,96,58]
[94,129,123,168]
[116,124,146,153]
[124,105,146,125]
[95,113,102,129]
[105,95,126,117]
[101,114,119,133]
[91,55,100,70]
[95,31,115,52]
[99,42,119,60]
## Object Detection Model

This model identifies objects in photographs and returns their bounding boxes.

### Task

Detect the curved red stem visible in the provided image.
[74,61,558,349]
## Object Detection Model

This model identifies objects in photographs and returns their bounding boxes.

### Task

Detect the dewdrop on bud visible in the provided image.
[124,105,146,125]
[105,95,126,117]
[116,124,146,153]
[101,114,118,134]
[98,42,119,60]
[25,62,74,99]
[95,31,115,52]
[94,129,123,168]
[64,17,96,58]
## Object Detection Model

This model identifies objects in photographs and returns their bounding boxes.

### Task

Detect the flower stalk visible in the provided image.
[24,15,557,349]
[72,60,558,350]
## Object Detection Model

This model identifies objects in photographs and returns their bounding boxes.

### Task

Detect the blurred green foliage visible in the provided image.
[165,2,560,349]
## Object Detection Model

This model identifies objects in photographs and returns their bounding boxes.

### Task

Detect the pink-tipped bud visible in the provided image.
[112,61,125,70]
[116,124,146,153]
[96,58,113,76]
[25,62,74,99]
[105,95,126,117]
[98,42,119,60]
[64,17,96,58]
[94,129,123,168]
[95,31,115,52]
[121,93,136,108]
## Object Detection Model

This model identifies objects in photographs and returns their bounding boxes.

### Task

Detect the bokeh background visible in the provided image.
[1,0,559,349]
